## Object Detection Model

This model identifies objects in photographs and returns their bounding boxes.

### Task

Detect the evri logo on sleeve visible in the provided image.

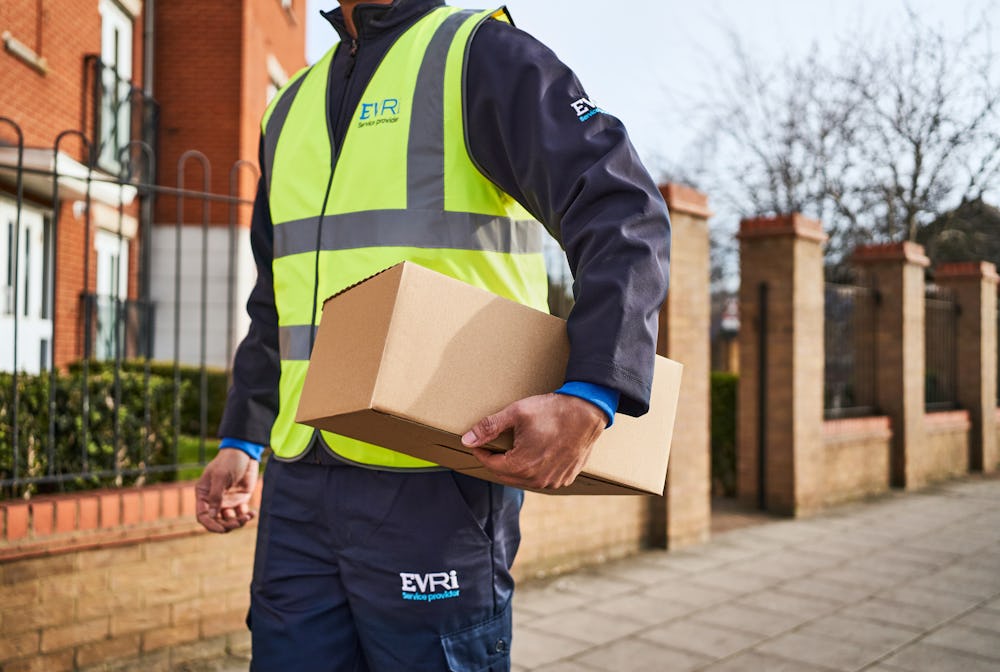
[570,96,604,122]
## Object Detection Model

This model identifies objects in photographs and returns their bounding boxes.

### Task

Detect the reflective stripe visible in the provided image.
[407,10,476,210]
[279,324,317,361]
[264,74,309,193]
[273,210,544,259]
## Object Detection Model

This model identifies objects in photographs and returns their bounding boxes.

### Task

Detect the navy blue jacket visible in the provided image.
[218,0,671,446]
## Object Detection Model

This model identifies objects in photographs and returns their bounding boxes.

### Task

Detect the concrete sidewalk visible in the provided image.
[185,476,1000,671]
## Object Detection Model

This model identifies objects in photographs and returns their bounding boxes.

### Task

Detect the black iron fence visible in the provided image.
[1,110,580,499]
[824,283,879,418]
[0,114,256,498]
[925,285,959,410]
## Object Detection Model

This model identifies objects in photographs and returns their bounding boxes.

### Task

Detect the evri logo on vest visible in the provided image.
[358,98,402,128]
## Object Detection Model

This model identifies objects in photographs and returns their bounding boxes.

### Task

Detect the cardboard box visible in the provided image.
[296,262,682,495]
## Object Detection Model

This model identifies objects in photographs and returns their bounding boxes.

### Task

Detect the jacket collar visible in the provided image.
[321,0,445,44]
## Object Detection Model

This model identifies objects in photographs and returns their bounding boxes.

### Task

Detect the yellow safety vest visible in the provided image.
[261,6,549,467]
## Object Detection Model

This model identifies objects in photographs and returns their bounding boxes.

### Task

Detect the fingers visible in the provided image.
[471,446,574,491]
[462,404,518,448]
[195,470,252,534]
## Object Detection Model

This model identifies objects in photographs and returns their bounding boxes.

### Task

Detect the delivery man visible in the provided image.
[195,1,670,669]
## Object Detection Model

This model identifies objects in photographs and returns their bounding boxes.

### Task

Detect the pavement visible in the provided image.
[183,476,1000,671]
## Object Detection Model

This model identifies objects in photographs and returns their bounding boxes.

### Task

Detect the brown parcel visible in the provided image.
[295,262,682,496]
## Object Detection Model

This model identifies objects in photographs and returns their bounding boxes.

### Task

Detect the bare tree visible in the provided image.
[688,7,1000,265]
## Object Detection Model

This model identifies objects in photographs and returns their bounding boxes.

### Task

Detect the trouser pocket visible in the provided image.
[440,602,512,672]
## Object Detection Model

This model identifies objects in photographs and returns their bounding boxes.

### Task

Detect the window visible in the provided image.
[99,0,134,171]
[94,230,129,360]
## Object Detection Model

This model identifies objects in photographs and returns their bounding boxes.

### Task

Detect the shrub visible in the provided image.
[70,359,229,437]
[711,372,738,497]
[0,368,188,498]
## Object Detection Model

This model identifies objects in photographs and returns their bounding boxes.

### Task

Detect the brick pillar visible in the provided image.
[853,243,929,487]
[736,214,826,515]
[936,262,999,473]
[654,184,711,548]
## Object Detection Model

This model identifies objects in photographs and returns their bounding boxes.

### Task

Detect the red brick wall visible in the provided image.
[0,0,144,160]
[154,0,306,226]
[153,1,242,226]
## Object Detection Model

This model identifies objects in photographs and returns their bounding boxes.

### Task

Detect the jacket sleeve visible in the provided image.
[465,20,671,416]
[217,141,281,444]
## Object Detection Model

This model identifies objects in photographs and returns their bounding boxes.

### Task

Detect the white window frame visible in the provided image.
[94,229,129,361]
[98,0,134,171]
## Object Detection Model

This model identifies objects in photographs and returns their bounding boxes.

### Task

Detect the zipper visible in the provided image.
[331,37,361,166]
[311,33,361,352]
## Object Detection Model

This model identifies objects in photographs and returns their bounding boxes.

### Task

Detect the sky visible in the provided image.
[305,0,998,174]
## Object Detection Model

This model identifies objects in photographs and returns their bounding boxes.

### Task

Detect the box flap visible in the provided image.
[296,264,406,423]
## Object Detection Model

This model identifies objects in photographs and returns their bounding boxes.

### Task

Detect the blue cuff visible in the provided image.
[554,381,620,428]
[219,437,265,461]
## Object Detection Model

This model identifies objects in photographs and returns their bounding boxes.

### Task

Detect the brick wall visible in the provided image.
[914,411,971,488]
[515,494,654,580]
[812,417,892,510]
[154,0,306,225]
[0,483,258,671]
[1,481,661,670]
[0,0,144,160]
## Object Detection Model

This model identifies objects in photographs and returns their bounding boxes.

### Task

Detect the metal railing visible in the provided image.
[824,283,879,418]
[0,110,578,499]
[925,285,960,410]
[0,113,257,498]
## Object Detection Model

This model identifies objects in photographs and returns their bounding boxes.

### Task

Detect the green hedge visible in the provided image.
[69,359,228,437]
[711,372,738,497]
[0,368,188,497]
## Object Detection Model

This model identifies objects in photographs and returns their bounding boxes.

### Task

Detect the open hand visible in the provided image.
[462,393,606,490]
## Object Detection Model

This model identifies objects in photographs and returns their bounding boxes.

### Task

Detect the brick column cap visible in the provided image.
[852,241,930,268]
[737,213,827,243]
[935,261,1000,283]
[659,183,712,219]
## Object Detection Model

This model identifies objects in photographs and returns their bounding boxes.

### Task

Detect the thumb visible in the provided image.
[462,405,517,448]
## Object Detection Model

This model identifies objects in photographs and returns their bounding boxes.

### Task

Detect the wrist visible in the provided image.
[554,381,620,428]
[219,437,264,461]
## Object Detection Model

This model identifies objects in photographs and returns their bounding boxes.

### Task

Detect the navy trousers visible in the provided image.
[248,446,523,672]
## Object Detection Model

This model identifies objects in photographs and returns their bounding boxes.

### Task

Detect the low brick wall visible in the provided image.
[913,411,971,488]
[515,494,654,580]
[0,482,260,671]
[1,479,659,670]
[808,416,892,509]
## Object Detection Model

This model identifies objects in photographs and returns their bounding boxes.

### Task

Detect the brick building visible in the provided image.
[0,0,306,374]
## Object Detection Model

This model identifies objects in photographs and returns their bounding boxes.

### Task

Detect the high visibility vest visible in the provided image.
[261,6,550,467]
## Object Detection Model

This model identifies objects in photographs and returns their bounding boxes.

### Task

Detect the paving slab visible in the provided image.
[570,638,710,672]
[736,589,841,620]
[590,591,698,626]
[691,602,807,638]
[698,650,837,671]
[526,608,646,647]
[638,619,764,660]
[922,624,1000,661]
[880,641,1000,672]
[757,630,896,671]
